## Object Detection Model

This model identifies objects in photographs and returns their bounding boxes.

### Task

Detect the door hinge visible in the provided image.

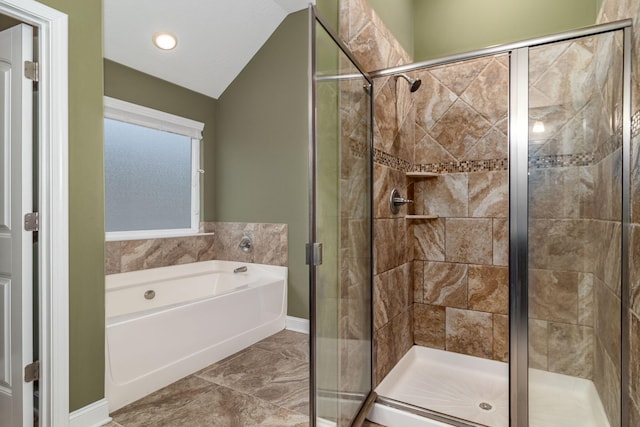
[24,361,40,382]
[306,243,323,266]
[24,61,39,82]
[24,212,39,231]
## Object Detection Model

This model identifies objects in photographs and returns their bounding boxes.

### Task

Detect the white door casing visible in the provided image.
[0,1,69,426]
[0,23,34,427]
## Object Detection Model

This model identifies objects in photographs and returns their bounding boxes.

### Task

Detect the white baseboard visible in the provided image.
[69,399,112,427]
[285,315,309,334]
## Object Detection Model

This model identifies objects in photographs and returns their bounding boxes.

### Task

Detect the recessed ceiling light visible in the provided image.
[153,32,177,50]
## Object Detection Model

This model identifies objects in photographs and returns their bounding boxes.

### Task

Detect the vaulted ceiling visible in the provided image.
[103,0,312,99]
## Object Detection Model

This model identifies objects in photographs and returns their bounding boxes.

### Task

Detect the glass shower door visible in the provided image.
[525,30,626,427]
[309,10,373,427]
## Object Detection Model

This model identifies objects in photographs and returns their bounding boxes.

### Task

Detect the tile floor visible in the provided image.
[104,330,311,427]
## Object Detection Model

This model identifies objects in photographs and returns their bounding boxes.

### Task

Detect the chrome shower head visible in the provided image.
[396,73,422,92]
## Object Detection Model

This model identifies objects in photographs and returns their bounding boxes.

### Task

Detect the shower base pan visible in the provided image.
[371,346,609,427]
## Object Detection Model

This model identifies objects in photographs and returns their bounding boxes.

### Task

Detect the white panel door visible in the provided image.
[0,24,34,427]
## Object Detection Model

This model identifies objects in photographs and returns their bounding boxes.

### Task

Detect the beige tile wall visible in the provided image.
[341,3,637,417]
[597,0,640,425]
[341,0,415,385]
[410,55,510,363]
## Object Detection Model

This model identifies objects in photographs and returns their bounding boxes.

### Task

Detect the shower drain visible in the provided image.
[479,402,493,411]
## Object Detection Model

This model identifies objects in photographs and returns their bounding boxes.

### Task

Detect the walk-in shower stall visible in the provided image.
[309,7,631,427]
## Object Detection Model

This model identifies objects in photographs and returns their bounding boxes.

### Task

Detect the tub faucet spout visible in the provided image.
[234,266,248,273]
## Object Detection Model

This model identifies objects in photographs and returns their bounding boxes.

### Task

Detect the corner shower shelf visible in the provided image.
[405,172,440,178]
[405,214,438,220]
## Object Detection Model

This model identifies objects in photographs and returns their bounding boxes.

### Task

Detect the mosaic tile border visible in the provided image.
[416,158,508,173]
[360,109,640,173]
[350,140,368,160]
[528,152,594,169]
[373,148,412,172]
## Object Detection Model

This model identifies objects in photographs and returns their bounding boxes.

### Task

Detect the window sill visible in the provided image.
[105,231,215,242]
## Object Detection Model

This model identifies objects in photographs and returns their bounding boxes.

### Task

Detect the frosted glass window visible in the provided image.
[105,118,193,232]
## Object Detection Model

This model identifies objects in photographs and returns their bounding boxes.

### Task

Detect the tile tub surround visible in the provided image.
[108,330,309,427]
[105,221,287,274]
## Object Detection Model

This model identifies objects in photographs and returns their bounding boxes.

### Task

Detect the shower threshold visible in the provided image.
[370,346,610,427]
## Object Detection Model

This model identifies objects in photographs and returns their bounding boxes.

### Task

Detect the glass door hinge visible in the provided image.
[306,243,323,266]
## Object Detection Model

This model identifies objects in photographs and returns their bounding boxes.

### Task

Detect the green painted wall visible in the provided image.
[103,60,217,220]
[37,0,105,411]
[413,0,599,60]
[316,0,339,33]
[215,10,309,319]
[367,0,414,56]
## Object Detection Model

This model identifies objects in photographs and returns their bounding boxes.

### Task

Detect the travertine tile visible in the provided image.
[374,322,394,385]
[529,166,594,220]
[578,273,594,326]
[594,336,621,427]
[468,171,508,218]
[468,265,508,314]
[161,237,199,266]
[413,261,424,304]
[374,218,408,273]
[492,218,509,266]
[529,319,548,370]
[197,347,309,415]
[349,21,393,73]
[595,277,621,373]
[423,261,468,309]
[105,241,122,275]
[414,303,445,349]
[110,375,217,425]
[391,308,414,363]
[429,57,491,97]
[629,397,640,427]
[415,173,468,217]
[374,265,410,330]
[531,40,594,115]
[466,127,508,160]
[211,222,288,266]
[529,219,588,272]
[630,313,640,415]
[414,132,457,165]
[460,58,509,125]
[414,71,457,131]
[374,163,407,219]
[529,269,580,324]
[372,77,399,155]
[548,322,593,379]
[253,330,309,362]
[631,225,640,316]
[493,314,509,362]
[445,307,493,359]
[429,99,493,160]
[120,238,165,272]
[631,135,640,223]
[445,218,493,265]
[413,218,445,261]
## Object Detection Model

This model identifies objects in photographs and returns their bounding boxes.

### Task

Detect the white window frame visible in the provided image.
[103,96,204,241]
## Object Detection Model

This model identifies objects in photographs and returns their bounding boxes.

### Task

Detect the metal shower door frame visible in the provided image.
[369,18,632,427]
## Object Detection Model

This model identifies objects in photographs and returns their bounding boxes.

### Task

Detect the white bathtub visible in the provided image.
[105,260,287,412]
